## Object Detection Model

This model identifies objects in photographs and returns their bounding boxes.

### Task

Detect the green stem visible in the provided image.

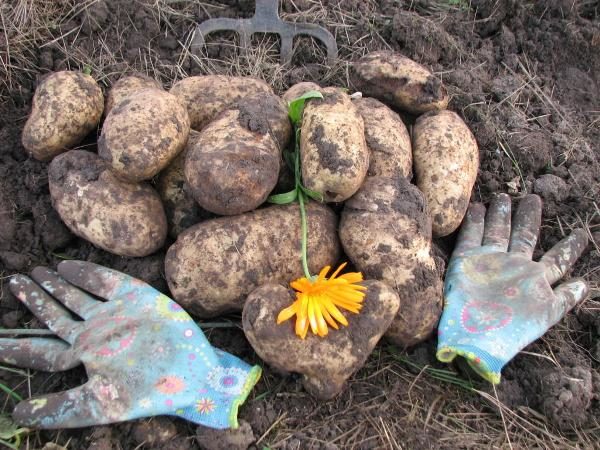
[293,127,312,280]
[298,191,311,279]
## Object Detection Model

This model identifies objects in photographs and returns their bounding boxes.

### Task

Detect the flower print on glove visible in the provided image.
[436,194,589,384]
[1,261,261,429]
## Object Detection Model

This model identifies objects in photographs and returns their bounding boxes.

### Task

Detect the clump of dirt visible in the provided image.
[0,0,598,448]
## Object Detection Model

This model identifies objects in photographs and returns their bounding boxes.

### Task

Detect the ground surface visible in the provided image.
[1,0,599,449]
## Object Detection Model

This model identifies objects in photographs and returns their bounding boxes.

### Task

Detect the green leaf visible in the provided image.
[300,186,324,202]
[267,189,298,205]
[0,383,22,402]
[0,414,28,449]
[287,90,323,125]
[82,65,92,76]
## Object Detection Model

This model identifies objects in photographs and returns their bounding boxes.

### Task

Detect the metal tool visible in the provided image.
[191,0,338,65]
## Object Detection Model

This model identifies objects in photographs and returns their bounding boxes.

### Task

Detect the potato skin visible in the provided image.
[156,130,214,238]
[184,106,281,216]
[165,202,341,317]
[48,150,167,257]
[350,50,448,115]
[413,110,479,237]
[104,74,162,115]
[339,176,444,347]
[98,88,190,182]
[282,82,321,103]
[170,75,273,130]
[353,97,412,179]
[22,71,104,161]
[300,88,369,202]
[242,280,399,399]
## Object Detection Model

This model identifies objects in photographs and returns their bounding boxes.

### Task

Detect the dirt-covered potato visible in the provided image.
[22,71,104,161]
[243,280,399,399]
[282,81,321,102]
[413,110,479,237]
[184,95,287,215]
[300,88,369,202]
[165,202,340,317]
[48,150,167,257]
[98,88,190,182]
[340,176,444,347]
[170,75,273,130]
[350,50,448,115]
[104,74,162,115]
[157,130,213,238]
[353,97,412,179]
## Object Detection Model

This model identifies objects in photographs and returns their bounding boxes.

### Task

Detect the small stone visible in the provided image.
[196,420,255,450]
[2,310,23,328]
[132,418,178,446]
[533,174,568,202]
[0,251,29,271]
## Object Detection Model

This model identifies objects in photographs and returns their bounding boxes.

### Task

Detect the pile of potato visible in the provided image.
[22,50,478,399]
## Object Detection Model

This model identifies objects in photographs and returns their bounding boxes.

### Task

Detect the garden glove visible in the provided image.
[437,194,589,384]
[2,261,261,429]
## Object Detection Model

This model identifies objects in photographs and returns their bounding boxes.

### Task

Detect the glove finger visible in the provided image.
[508,194,541,258]
[0,338,78,371]
[31,267,102,319]
[482,193,511,251]
[540,229,589,285]
[452,203,485,256]
[550,278,589,324]
[57,260,155,303]
[12,378,115,429]
[9,275,80,342]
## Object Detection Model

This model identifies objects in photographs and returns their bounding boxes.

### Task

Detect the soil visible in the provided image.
[1,0,599,448]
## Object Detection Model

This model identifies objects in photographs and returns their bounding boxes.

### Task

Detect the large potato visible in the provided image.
[22,71,104,161]
[243,280,400,399]
[350,50,449,115]
[184,95,287,215]
[48,150,167,257]
[413,110,479,237]
[282,81,321,103]
[300,88,369,202]
[98,88,190,182]
[170,75,273,130]
[104,73,162,115]
[353,97,412,179]
[156,130,213,238]
[339,176,444,347]
[165,202,341,317]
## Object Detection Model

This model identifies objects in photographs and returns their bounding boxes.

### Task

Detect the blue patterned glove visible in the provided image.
[437,194,589,384]
[2,261,261,429]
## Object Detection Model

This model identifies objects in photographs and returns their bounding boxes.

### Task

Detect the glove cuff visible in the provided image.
[228,365,262,428]
[437,344,503,384]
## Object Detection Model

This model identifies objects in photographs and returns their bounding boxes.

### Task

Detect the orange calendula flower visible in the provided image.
[277,263,367,339]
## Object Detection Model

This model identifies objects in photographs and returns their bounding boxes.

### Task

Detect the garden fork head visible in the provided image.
[191,0,338,66]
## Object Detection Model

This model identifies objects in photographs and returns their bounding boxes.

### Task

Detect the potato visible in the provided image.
[98,88,190,182]
[412,110,479,237]
[350,50,449,115]
[156,130,213,238]
[104,74,162,115]
[237,92,292,150]
[300,87,369,202]
[353,97,412,179]
[339,176,444,347]
[242,280,399,399]
[22,71,104,161]
[184,95,287,215]
[165,202,340,317]
[282,81,321,103]
[170,75,273,130]
[48,150,167,257]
